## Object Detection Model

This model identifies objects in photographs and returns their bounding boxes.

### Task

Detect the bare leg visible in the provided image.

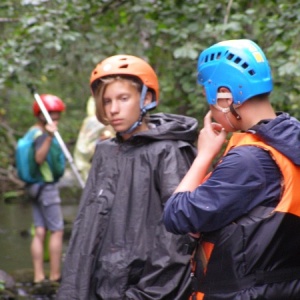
[48,230,64,281]
[31,226,46,283]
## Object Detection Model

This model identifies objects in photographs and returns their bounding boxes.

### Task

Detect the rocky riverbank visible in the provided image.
[0,268,59,299]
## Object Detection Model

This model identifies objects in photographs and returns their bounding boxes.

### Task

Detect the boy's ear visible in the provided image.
[219,86,233,106]
[143,91,153,106]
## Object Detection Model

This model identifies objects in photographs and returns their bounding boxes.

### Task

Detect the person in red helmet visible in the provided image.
[57,55,198,299]
[26,94,66,284]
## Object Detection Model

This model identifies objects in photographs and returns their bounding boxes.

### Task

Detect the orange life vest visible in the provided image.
[190,132,300,299]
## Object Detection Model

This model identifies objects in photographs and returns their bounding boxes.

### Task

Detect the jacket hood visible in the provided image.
[250,112,300,165]
[117,113,198,144]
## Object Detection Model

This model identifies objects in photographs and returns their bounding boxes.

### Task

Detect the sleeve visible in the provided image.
[126,141,197,300]
[163,146,282,234]
[156,141,197,205]
[33,130,45,151]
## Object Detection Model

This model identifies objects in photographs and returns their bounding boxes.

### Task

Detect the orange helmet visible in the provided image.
[90,55,159,103]
[33,94,66,116]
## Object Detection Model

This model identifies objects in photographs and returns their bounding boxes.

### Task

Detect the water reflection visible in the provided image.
[0,198,33,273]
[0,188,80,276]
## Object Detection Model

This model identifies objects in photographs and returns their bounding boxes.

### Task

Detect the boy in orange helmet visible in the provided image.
[57,55,198,299]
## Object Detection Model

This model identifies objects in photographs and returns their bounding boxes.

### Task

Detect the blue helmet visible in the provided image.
[197,39,273,105]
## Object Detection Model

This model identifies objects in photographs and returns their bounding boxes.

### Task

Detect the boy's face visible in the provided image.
[49,112,61,122]
[102,80,144,138]
[38,111,61,124]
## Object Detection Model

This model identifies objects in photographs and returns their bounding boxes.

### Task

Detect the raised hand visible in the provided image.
[197,111,227,161]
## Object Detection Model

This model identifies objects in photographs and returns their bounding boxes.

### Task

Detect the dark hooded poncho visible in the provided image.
[57,113,198,300]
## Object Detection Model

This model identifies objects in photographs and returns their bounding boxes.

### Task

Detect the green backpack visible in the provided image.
[15,127,66,184]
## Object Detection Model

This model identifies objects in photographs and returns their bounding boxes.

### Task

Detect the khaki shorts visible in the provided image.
[28,183,64,232]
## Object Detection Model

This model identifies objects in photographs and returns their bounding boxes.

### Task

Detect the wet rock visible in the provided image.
[0,269,15,289]
[0,269,60,300]
[0,288,15,300]
[30,280,59,299]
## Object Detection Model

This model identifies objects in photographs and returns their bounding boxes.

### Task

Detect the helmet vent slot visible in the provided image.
[119,64,129,69]
[224,53,256,76]
[234,57,241,64]
[227,53,234,60]
[204,52,222,63]
[241,62,249,69]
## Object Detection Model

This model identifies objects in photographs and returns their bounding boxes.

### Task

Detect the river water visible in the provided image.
[0,182,81,277]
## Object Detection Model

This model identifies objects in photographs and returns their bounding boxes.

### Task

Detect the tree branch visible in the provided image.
[222,0,233,34]
[0,121,18,148]
[0,18,19,23]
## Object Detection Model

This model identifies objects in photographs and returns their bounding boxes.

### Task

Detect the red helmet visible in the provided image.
[90,55,159,103]
[32,94,66,116]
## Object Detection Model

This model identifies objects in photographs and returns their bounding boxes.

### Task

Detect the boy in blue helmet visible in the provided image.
[163,39,300,299]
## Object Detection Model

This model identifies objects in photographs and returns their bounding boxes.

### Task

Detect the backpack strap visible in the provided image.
[35,184,47,201]
[27,183,47,201]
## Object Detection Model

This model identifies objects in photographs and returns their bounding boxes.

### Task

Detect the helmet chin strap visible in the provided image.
[229,103,241,120]
[119,84,149,135]
[214,92,241,129]
[225,112,237,129]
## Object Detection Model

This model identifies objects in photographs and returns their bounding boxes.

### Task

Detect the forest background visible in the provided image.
[0,0,300,188]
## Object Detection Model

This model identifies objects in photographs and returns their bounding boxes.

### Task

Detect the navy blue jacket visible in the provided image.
[163,112,300,234]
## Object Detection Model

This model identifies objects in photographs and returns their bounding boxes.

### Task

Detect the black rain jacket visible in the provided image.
[57,113,198,300]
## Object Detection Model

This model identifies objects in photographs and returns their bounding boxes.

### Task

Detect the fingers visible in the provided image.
[204,111,224,134]
[45,123,58,136]
[211,122,224,133]
[203,110,212,128]
[217,127,227,142]
[199,111,227,147]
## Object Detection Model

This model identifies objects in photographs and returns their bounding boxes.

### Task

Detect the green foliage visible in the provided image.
[0,0,300,173]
